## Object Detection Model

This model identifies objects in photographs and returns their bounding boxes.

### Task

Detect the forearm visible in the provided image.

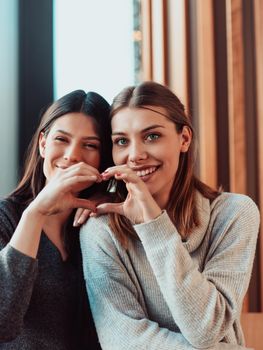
[86,278,200,350]
[0,245,37,340]
[9,203,46,258]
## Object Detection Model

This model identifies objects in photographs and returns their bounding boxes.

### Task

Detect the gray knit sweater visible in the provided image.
[0,198,101,349]
[80,192,259,350]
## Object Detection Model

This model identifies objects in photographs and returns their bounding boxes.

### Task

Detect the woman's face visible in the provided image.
[39,112,101,182]
[111,107,191,208]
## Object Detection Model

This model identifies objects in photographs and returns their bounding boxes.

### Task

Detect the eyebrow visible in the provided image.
[55,129,100,141]
[112,124,164,136]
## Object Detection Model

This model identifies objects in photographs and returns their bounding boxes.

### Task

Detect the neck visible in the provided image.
[45,209,72,231]
[153,192,169,210]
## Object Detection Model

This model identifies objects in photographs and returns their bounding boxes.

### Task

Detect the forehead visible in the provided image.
[111,106,173,131]
[50,112,98,134]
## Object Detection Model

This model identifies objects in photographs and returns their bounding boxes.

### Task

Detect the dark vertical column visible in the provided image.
[18,0,53,171]
[242,0,260,312]
[213,0,230,191]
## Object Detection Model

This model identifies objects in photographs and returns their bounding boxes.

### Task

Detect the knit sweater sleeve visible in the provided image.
[133,194,260,348]
[0,199,38,341]
[80,217,205,350]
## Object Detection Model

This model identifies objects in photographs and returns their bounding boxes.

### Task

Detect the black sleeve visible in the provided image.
[0,199,38,342]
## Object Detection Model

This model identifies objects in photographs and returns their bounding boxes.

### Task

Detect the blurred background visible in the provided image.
[0,0,262,346]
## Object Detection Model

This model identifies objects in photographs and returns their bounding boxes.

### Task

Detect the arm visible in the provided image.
[10,162,99,258]
[0,200,38,341]
[0,163,100,341]
[80,217,209,350]
[133,194,259,348]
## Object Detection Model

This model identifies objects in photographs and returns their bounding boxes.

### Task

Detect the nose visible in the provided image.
[128,141,147,163]
[63,143,82,163]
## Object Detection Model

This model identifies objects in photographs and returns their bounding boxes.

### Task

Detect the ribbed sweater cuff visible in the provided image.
[133,210,180,247]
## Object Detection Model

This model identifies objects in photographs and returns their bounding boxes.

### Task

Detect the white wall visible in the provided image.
[0,0,18,197]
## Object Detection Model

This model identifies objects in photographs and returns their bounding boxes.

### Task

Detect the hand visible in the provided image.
[29,162,101,216]
[73,193,113,226]
[94,165,162,224]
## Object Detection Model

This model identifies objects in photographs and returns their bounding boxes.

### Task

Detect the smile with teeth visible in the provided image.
[55,165,68,169]
[136,166,158,177]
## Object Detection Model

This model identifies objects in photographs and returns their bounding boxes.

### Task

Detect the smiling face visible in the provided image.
[111,106,192,208]
[39,112,101,182]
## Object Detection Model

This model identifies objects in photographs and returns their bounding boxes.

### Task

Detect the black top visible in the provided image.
[0,198,101,349]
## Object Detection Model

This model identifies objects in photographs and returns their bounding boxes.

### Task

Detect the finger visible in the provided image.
[73,208,92,227]
[73,208,85,227]
[93,202,124,216]
[61,162,102,182]
[102,170,140,185]
[78,209,92,226]
[114,172,143,185]
[71,198,97,212]
[62,174,101,192]
[101,165,131,180]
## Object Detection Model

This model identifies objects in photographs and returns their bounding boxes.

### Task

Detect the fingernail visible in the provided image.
[77,218,83,225]
[73,220,79,227]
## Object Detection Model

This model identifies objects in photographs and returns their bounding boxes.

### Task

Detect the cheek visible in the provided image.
[42,158,51,182]
[112,147,123,165]
[84,151,101,169]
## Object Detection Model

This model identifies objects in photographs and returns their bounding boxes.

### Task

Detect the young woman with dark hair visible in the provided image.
[80,81,259,349]
[0,90,112,349]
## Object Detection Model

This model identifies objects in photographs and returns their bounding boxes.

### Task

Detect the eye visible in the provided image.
[145,133,160,141]
[83,143,99,150]
[55,136,67,142]
[113,138,128,146]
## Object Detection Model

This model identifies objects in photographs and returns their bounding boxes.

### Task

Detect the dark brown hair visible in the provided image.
[109,81,220,246]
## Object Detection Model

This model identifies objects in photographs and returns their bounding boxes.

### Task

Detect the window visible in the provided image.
[53,0,135,103]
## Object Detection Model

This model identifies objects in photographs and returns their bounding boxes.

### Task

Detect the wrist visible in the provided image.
[143,208,162,223]
[24,202,48,223]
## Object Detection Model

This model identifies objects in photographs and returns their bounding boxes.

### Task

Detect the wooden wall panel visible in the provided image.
[141,0,167,84]
[166,0,188,109]
[241,313,263,348]
[225,0,247,195]
[141,0,152,81]
[194,0,217,188]
[151,0,167,84]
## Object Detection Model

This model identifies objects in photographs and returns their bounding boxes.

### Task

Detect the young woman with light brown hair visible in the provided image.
[80,81,259,349]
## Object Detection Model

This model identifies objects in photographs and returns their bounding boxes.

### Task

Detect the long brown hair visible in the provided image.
[109,81,220,245]
[10,90,113,205]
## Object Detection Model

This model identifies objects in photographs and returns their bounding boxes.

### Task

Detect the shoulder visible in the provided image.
[0,196,25,214]
[211,192,259,222]
[80,214,110,238]
[208,192,260,249]
[80,215,121,254]
[0,197,23,225]
[0,198,25,243]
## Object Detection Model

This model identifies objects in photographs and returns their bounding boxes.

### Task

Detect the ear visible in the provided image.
[180,126,192,153]
[39,132,46,158]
